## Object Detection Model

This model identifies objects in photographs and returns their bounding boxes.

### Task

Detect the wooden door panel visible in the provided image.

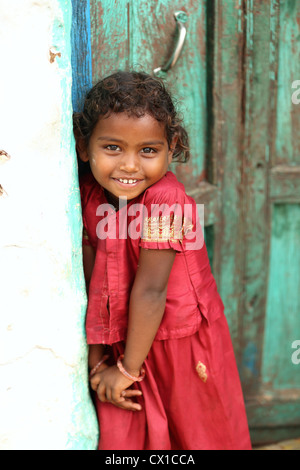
[209,0,245,343]
[90,0,129,75]
[270,166,300,202]
[240,0,276,393]
[247,203,300,443]
[275,0,300,165]
[71,0,93,112]
[262,203,300,390]
[210,0,300,443]
[236,0,300,443]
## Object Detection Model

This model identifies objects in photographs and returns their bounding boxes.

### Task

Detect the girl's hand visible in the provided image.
[89,362,109,392]
[96,365,143,412]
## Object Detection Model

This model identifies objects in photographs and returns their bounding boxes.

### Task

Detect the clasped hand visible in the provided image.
[90,364,143,411]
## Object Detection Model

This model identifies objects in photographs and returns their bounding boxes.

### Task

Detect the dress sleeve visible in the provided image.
[139,187,199,252]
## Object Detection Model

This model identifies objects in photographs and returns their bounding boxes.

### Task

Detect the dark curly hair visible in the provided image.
[73,71,189,163]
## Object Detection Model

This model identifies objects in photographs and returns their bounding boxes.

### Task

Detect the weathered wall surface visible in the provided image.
[0,0,98,449]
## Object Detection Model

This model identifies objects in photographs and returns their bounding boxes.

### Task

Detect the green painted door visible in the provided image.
[72,0,300,445]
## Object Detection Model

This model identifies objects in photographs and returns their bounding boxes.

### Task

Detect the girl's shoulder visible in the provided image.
[79,172,103,209]
[79,171,98,193]
[142,171,190,206]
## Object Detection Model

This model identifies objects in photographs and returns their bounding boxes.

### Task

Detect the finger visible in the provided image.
[121,389,143,398]
[90,380,98,392]
[105,387,112,402]
[112,398,142,411]
[90,375,101,392]
[97,383,107,403]
[116,400,142,412]
[111,390,126,405]
[107,388,123,404]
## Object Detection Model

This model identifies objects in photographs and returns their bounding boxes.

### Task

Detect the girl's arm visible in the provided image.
[122,247,176,376]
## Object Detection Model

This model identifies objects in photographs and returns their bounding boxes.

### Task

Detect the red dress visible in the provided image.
[80,171,252,450]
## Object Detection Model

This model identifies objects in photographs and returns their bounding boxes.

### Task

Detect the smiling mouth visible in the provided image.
[113,177,142,185]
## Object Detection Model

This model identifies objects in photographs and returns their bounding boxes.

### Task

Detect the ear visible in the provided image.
[168,135,178,163]
[75,135,89,162]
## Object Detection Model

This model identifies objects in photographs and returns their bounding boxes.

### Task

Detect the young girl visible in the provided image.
[74,71,252,450]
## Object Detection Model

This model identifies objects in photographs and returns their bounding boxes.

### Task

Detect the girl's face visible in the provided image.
[79,112,176,202]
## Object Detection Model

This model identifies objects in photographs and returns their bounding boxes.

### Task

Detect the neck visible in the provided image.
[104,189,129,211]
[104,189,118,209]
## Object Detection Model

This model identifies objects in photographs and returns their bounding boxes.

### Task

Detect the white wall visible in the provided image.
[0,0,98,449]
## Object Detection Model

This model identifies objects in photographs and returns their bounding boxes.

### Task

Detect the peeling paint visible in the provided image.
[49,46,62,63]
[0,150,11,165]
[0,184,8,197]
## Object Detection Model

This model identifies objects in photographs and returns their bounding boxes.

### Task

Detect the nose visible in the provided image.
[119,151,140,173]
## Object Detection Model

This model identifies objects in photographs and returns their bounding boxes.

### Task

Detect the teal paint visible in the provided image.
[53,0,98,450]
[242,343,259,380]
[262,204,300,389]
[276,1,300,164]
[204,225,214,273]
[71,0,93,112]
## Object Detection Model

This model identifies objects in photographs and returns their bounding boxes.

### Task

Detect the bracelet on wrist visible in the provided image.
[89,354,110,380]
[116,354,146,382]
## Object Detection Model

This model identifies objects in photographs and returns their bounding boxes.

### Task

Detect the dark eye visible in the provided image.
[106,145,120,151]
[142,147,156,154]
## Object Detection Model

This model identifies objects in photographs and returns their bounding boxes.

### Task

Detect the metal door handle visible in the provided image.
[153,11,188,75]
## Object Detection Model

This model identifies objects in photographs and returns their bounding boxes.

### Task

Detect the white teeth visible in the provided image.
[119,178,137,184]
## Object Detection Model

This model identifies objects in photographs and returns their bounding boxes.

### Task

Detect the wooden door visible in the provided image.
[71,0,300,444]
[210,0,300,444]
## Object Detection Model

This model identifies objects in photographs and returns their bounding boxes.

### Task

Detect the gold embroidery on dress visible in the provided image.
[142,214,194,242]
[183,217,193,236]
[196,361,208,383]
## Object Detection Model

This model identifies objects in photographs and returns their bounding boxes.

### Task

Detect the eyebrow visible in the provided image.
[140,141,165,146]
[96,137,124,143]
[96,137,165,146]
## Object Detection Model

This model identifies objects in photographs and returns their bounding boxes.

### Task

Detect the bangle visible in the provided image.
[116,354,146,382]
[89,354,110,380]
